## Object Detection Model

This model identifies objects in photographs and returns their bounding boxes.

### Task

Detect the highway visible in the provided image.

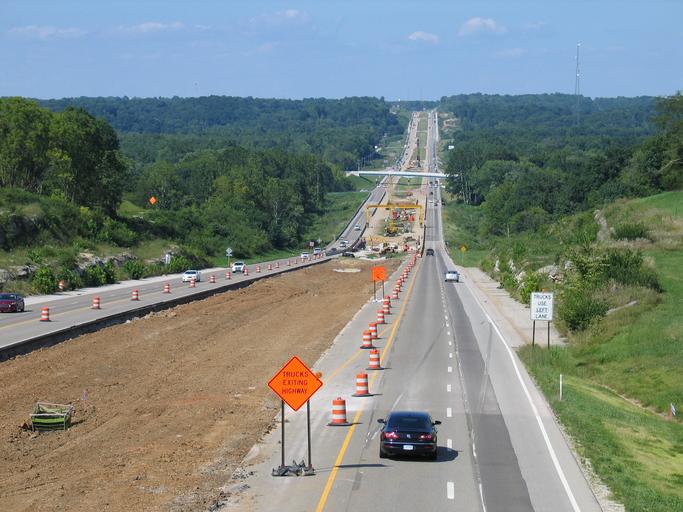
[230,113,601,511]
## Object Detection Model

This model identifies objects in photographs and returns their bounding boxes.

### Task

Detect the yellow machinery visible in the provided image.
[364,203,423,227]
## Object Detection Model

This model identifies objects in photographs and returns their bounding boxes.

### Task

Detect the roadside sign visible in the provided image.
[148,196,157,205]
[531,292,554,321]
[268,356,323,412]
[309,241,314,248]
[225,247,233,257]
[371,266,386,282]
[459,244,468,253]
[317,238,322,244]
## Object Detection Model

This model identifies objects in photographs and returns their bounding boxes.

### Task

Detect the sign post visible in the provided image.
[268,356,323,476]
[530,292,554,348]
[371,266,386,302]
[225,247,233,269]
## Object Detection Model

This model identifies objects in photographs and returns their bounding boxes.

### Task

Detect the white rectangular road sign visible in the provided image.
[531,292,554,321]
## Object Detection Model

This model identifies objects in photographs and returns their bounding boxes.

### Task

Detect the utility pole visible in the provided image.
[574,42,581,127]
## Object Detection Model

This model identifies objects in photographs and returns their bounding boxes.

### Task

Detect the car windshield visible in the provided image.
[387,415,431,430]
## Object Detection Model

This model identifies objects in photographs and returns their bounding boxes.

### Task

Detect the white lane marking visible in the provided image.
[446,407,452,417]
[446,322,450,327]
[444,314,448,319]
[479,308,581,512]
[447,331,451,336]
[448,341,452,346]
[447,366,452,373]
[447,481,455,500]
[447,384,451,392]
[447,438,453,449]
[449,352,453,359]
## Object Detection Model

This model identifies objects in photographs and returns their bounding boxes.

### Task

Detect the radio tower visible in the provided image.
[574,42,581,126]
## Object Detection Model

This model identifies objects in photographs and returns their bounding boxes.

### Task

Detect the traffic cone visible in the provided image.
[287,259,291,267]
[368,322,378,340]
[275,261,280,269]
[189,278,196,288]
[40,306,50,322]
[244,267,249,276]
[392,289,399,300]
[327,397,351,426]
[131,289,140,300]
[58,280,65,292]
[163,282,171,293]
[210,274,216,283]
[256,265,261,273]
[226,271,231,280]
[92,296,101,309]
[267,263,272,271]
[360,330,375,349]
[352,373,371,397]
[383,297,391,315]
[367,349,382,370]
[377,309,385,324]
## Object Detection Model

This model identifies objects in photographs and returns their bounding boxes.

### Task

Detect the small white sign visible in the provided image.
[531,292,554,321]
[226,247,233,257]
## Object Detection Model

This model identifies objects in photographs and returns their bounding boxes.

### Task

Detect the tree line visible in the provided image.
[442,93,682,235]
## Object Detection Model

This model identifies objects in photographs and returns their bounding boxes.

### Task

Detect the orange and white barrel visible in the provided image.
[244,267,249,276]
[189,278,196,288]
[40,306,50,322]
[210,274,216,284]
[367,349,382,370]
[163,282,171,293]
[267,263,272,271]
[383,297,391,315]
[392,289,399,300]
[92,296,101,309]
[58,280,65,292]
[327,397,350,426]
[368,322,378,340]
[376,309,385,324]
[353,373,371,397]
[131,289,140,300]
[275,261,280,269]
[256,265,261,273]
[360,330,374,349]
[226,271,232,280]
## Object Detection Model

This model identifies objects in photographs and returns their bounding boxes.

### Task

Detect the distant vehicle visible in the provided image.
[445,270,460,282]
[182,270,201,282]
[231,261,245,273]
[300,252,310,260]
[0,293,25,313]
[429,191,433,195]
[313,247,322,255]
[342,251,355,258]
[426,248,435,256]
[354,224,361,231]
[339,239,348,248]
[378,411,440,460]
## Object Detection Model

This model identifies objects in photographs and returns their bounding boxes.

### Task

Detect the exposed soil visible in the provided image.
[0,258,399,512]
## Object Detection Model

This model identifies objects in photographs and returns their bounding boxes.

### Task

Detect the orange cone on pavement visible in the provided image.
[163,282,171,293]
[367,349,382,370]
[275,261,280,269]
[256,265,261,273]
[58,280,65,292]
[377,309,385,324]
[244,267,249,276]
[210,274,216,283]
[226,271,232,280]
[267,263,272,271]
[353,373,371,397]
[383,296,391,315]
[360,330,375,349]
[92,296,101,309]
[327,397,351,426]
[368,321,378,340]
[40,306,50,322]
[131,289,140,300]
[392,289,399,300]
[189,278,196,288]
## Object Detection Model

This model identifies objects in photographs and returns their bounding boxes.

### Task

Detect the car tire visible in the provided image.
[379,448,388,459]
[428,450,437,461]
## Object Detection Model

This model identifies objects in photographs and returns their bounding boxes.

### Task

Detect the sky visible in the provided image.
[1,0,682,100]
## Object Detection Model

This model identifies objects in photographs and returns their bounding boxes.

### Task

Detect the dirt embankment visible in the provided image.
[0,258,399,512]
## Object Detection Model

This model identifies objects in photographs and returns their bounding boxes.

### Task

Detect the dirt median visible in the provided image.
[0,258,400,512]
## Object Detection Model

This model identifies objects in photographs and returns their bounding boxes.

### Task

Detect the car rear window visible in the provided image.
[0,294,14,300]
[388,416,430,430]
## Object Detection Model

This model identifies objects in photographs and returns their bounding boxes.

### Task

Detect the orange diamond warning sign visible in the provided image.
[268,356,323,411]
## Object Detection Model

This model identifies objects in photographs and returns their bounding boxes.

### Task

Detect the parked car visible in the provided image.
[231,261,245,273]
[342,251,355,258]
[300,252,310,260]
[426,248,435,256]
[182,270,201,282]
[445,270,460,282]
[378,411,440,460]
[354,224,361,231]
[313,247,322,255]
[0,293,25,313]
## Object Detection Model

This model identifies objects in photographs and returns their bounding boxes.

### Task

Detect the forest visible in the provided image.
[441,93,682,235]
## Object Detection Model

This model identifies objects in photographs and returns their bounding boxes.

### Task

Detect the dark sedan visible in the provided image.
[0,293,25,313]
[378,411,440,460]
[426,248,434,256]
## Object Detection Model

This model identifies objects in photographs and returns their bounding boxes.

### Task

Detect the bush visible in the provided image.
[32,266,57,294]
[601,248,661,291]
[519,272,542,305]
[167,255,192,273]
[558,281,609,332]
[56,267,82,290]
[613,222,650,241]
[123,259,146,279]
[82,263,116,287]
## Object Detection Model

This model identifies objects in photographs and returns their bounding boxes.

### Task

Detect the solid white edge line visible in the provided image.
[447,481,455,500]
[447,438,453,449]
[482,309,581,512]
[447,407,452,417]
[449,352,453,358]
